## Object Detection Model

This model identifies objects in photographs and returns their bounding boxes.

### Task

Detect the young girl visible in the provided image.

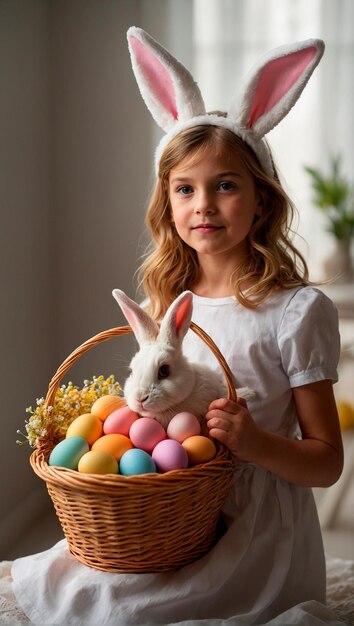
[11,27,344,626]
[142,123,343,489]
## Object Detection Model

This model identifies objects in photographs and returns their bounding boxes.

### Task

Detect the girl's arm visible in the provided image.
[206,379,343,487]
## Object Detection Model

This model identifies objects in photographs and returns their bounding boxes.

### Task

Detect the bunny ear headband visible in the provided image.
[127,26,324,177]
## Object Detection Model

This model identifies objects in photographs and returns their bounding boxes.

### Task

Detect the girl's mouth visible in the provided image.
[192,224,224,234]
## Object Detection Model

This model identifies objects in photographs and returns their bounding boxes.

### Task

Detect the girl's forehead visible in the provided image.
[169,145,245,176]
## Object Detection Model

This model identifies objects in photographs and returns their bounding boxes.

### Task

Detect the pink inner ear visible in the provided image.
[130,35,178,120]
[120,303,139,333]
[248,47,317,128]
[175,299,191,335]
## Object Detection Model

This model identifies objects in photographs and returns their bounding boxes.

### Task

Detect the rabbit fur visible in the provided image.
[112,289,254,429]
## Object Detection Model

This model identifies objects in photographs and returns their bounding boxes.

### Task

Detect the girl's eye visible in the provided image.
[158,364,170,379]
[177,186,193,195]
[218,182,234,191]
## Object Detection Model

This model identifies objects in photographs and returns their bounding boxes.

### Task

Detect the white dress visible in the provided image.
[12,287,345,625]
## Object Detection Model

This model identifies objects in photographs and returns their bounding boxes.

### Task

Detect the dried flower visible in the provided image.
[17,375,122,447]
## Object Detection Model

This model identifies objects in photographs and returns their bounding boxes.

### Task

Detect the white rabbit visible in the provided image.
[112,289,254,429]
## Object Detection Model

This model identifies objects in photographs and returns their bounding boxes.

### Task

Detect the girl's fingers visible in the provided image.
[208,397,240,413]
[208,427,230,446]
[206,415,232,431]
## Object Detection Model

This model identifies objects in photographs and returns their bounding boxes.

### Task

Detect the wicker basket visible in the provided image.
[30,322,236,573]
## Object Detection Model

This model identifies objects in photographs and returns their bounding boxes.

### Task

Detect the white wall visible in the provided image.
[0,0,156,558]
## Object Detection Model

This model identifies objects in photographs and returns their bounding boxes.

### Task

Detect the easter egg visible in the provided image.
[66,413,103,446]
[129,417,166,454]
[78,450,118,474]
[91,433,133,461]
[182,435,217,465]
[337,400,354,429]
[91,395,126,422]
[103,405,139,436]
[49,436,89,470]
[152,439,188,473]
[119,448,156,476]
[167,412,201,443]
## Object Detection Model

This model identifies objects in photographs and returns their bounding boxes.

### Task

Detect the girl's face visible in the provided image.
[168,147,262,265]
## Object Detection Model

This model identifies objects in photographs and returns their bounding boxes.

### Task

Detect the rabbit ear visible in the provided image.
[159,291,193,347]
[127,26,206,132]
[231,39,325,138]
[112,289,159,346]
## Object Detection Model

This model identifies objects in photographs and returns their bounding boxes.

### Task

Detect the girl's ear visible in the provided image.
[158,291,193,347]
[112,289,159,346]
[232,39,325,139]
[127,26,206,132]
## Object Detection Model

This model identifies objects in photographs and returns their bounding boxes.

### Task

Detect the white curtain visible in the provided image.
[192,0,354,279]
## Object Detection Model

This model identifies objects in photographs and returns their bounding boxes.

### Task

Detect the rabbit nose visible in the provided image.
[139,394,149,405]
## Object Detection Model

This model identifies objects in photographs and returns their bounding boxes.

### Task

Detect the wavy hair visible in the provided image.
[138,125,309,320]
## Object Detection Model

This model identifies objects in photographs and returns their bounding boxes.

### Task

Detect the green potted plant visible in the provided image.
[304,155,354,283]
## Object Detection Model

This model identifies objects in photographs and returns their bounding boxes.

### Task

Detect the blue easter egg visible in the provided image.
[119,448,156,476]
[49,436,89,470]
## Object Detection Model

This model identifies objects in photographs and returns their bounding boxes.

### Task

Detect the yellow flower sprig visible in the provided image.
[17,375,122,447]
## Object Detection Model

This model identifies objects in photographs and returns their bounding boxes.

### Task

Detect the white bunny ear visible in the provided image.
[232,38,325,138]
[127,26,206,132]
[112,289,159,346]
[158,291,193,347]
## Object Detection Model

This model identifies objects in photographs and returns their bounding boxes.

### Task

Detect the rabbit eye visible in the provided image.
[158,364,170,379]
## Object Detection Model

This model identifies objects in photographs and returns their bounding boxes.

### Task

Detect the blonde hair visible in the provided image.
[138,125,309,320]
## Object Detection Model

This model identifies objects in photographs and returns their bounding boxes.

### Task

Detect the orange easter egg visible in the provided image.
[91,395,125,421]
[91,433,133,461]
[182,435,216,465]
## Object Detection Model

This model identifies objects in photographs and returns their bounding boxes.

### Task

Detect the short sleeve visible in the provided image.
[277,288,340,387]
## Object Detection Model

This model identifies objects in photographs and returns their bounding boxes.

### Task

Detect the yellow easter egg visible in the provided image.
[182,435,217,465]
[336,400,354,430]
[91,395,126,422]
[66,413,103,446]
[91,433,133,461]
[78,450,118,474]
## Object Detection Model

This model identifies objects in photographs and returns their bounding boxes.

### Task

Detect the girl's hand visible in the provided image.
[205,396,262,461]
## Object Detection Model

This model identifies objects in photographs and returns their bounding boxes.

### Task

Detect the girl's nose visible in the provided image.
[194,190,215,214]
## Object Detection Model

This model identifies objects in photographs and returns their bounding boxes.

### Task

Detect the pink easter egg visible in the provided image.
[103,405,139,436]
[166,412,201,443]
[152,439,189,473]
[129,417,166,454]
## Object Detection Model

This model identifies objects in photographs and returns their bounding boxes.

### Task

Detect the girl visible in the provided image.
[142,124,343,489]
[11,27,344,626]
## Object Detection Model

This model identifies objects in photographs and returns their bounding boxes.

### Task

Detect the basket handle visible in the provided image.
[44,322,236,412]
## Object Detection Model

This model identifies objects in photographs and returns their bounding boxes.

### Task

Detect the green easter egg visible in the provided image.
[49,436,89,470]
